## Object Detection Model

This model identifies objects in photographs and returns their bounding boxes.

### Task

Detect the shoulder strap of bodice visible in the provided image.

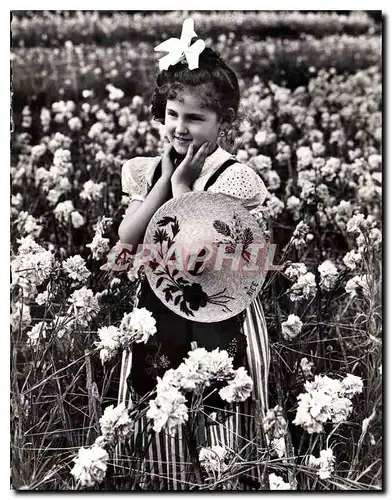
[133,155,238,195]
[204,158,238,191]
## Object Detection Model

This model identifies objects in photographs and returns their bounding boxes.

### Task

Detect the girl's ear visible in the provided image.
[219,107,235,126]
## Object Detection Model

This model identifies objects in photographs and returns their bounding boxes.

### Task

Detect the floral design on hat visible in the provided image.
[213,214,255,263]
[149,216,235,317]
[143,192,268,323]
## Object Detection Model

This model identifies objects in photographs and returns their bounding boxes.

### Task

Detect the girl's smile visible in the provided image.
[164,89,221,155]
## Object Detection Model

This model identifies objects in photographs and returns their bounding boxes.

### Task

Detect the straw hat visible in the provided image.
[142,192,269,323]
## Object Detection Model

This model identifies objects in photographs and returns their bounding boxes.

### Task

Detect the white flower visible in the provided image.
[155,369,183,394]
[86,234,110,260]
[330,396,353,423]
[68,116,82,131]
[146,388,188,436]
[266,194,284,218]
[286,195,302,212]
[119,308,157,345]
[31,144,46,160]
[176,348,212,391]
[53,148,72,167]
[27,321,49,345]
[63,255,91,283]
[346,213,366,233]
[88,122,104,140]
[70,444,108,487]
[16,211,42,238]
[293,374,358,433]
[95,325,121,364]
[340,374,364,397]
[248,154,272,175]
[219,367,253,403]
[318,260,338,291]
[236,149,249,162]
[68,287,100,326]
[368,153,381,170]
[199,445,228,473]
[266,170,281,191]
[106,84,124,101]
[131,95,143,107]
[296,146,313,168]
[255,129,268,146]
[11,242,54,299]
[369,227,382,247]
[11,301,31,331]
[204,348,234,379]
[263,405,288,442]
[80,180,105,202]
[308,448,335,479]
[281,314,303,340]
[99,402,133,443]
[291,221,311,250]
[299,357,314,378]
[82,90,94,99]
[52,314,75,338]
[93,216,113,237]
[54,200,75,223]
[71,211,85,228]
[269,473,291,490]
[345,275,370,298]
[343,249,363,270]
[284,263,308,280]
[271,437,286,458]
[11,193,23,210]
[289,272,317,302]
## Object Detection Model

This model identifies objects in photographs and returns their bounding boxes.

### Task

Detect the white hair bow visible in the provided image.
[154,18,206,71]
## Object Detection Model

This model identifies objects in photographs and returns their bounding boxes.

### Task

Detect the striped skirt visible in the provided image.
[115,294,270,490]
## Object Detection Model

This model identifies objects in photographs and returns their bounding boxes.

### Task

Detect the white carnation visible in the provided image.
[219,367,253,403]
[269,472,291,490]
[63,255,91,283]
[120,308,157,345]
[281,314,303,340]
[70,444,108,487]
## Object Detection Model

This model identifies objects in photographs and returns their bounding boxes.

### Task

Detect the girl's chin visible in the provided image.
[172,142,193,154]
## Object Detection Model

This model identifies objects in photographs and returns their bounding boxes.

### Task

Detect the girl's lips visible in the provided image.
[174,136,192,143]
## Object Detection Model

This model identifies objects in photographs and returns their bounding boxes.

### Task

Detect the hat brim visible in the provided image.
[143,192,269,323]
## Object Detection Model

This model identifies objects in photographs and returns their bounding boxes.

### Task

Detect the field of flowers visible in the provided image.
[11,10,382,491]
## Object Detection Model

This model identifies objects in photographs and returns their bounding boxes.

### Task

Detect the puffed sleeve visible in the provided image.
[121,157,152,203]
[206,163,268,210]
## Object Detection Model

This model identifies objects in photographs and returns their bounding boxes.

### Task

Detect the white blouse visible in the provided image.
[121,146,268,210]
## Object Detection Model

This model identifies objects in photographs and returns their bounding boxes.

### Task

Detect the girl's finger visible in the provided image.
[184,143,194,161]
[192,142,210,162]
[163,143,174,157]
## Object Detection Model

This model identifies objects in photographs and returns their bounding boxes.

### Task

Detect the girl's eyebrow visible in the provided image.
[166,108,206,118]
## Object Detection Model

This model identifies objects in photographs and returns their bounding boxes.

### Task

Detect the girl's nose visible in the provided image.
[175,119,188,135]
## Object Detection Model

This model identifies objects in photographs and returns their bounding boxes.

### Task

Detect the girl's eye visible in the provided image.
[166,111,203,121]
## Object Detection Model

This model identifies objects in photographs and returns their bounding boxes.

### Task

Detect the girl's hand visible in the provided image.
[160,144,176,180]
[171,141,213,188]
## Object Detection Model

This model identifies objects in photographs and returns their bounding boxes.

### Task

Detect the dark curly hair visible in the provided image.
[150,47,240,138]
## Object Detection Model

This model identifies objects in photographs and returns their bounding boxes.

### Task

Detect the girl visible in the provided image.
[117,22,270,490]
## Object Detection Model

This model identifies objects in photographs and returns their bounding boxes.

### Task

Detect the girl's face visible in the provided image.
[164,89,221,155]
